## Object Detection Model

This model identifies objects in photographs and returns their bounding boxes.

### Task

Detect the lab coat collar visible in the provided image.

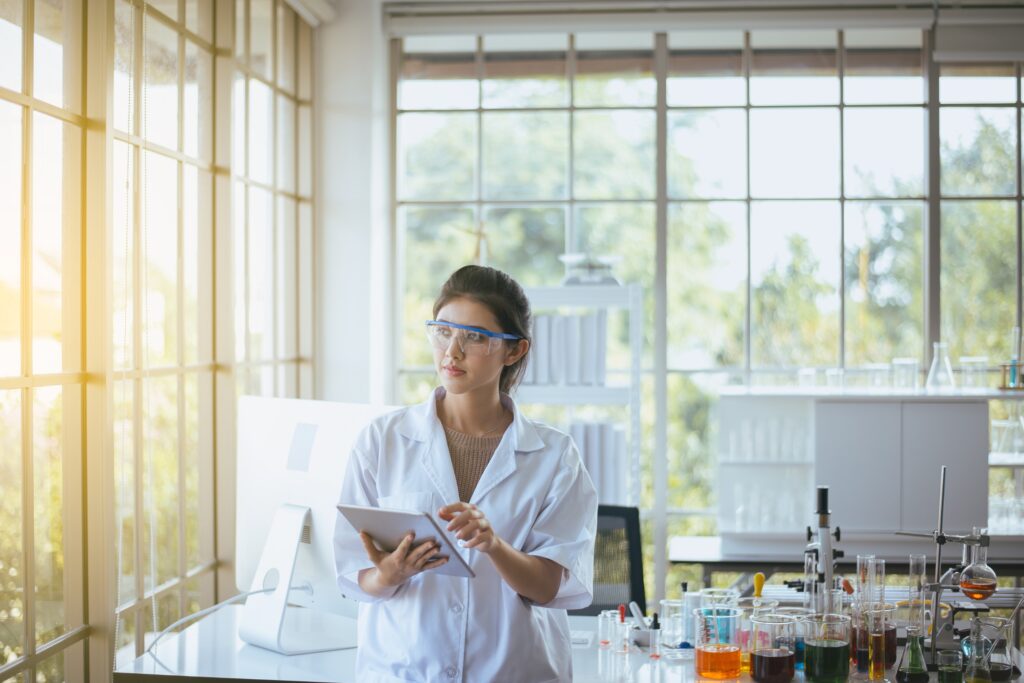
[395,387,545,454]
[395,387,546,505]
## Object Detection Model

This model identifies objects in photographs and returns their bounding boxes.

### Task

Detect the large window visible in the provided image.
[110,0,219,663]
[232,0,315,400]
[1,0,86,678]
[393,30,1024,599]
[1,0,317,679]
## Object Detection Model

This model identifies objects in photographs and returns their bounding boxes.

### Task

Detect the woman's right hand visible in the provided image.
[359,531,449,588]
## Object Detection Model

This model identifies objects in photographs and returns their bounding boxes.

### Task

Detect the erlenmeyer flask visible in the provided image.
[960,538,997,601]
[895,626,929,683]
[963,633,993,683]
[926,342,957,392]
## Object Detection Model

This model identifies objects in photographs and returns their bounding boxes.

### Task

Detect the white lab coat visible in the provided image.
[333,387,597,682]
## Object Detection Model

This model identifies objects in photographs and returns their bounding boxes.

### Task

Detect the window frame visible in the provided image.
[390,30,1024,608]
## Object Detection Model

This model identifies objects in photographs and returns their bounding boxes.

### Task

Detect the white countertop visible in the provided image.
[719,387,1024,401]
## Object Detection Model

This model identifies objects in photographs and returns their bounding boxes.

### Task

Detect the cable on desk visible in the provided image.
[144,585,313,672]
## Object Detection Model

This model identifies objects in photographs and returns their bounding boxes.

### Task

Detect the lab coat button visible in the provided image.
[451,603,463,614]
[445,666,458,678]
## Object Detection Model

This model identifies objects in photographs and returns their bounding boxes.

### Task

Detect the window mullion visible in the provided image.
[21,0,37,666]
[924,28,941,367]
[1016,60,1022,331]
[743,30,752,379]
[838,29,846,369]
[652,30,669,612]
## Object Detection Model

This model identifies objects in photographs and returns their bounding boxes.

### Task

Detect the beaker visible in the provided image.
[975,617,1013,682]
[737,597,780,672]
[775,607,812,670]
[694,606,742,679]
[995,402,1024,455]
[802,614,851,683]
[959,539,997,601]
[892,358,921,390]
[701,588,740,608]
[598,609,619,649]
[750,614,798,683]
[927,342,957,392]
[960,356,990,391]
[658,598,691,660]
[938,650,964,683]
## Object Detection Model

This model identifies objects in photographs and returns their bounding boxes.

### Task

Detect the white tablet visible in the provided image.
[336,504,476,579]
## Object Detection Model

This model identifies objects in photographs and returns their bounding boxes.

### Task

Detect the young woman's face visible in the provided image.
[432,296,524,396]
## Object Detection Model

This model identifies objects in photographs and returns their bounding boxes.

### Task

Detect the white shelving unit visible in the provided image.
[713,388,1024,556]
[517,284,643,507]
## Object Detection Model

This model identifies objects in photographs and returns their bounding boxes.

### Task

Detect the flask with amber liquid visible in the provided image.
[959,535,997,601]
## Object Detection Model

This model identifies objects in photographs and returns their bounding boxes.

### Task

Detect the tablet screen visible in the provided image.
[337,504,475,578]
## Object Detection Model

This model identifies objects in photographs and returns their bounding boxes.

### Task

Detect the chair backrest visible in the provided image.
[571,504,646,616]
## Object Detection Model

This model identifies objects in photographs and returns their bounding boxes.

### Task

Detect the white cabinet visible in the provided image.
[517,284,643,507]
[717,390,991,548]
[814,402,901,533]
[899,401,988,532]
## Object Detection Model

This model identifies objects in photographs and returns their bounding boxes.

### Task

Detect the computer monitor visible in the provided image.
[235,396,399,655]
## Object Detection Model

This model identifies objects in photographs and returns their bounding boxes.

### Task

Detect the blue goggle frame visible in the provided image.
[424,320,522,341]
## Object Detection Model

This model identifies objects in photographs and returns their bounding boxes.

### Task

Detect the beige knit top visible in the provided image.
[444,427,504,502]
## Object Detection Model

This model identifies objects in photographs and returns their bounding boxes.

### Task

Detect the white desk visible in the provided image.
[113,605,1024,682]
[113,605,702,683]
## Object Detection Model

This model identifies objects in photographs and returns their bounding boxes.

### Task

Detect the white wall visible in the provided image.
[315,0,393,404]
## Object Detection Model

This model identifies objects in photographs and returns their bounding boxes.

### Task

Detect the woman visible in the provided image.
[334,265,597,682]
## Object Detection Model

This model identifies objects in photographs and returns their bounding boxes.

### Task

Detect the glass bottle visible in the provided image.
[959,538,997,601]
[926,342,957,392]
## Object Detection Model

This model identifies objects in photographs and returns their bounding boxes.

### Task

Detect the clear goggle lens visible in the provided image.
[425,321,516,357]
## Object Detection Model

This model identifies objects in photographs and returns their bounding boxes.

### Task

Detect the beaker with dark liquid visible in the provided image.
[751,614,798,683]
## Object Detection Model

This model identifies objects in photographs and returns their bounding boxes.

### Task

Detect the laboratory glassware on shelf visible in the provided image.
[926,342,957,392]
[558,252,621,286]
[959,356,990,392]
[519,283,643,507]
[892,357,921,390]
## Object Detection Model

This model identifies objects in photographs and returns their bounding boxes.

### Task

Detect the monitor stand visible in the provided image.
[238,503,358,654]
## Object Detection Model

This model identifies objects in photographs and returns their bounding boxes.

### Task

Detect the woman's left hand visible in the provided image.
[439,502,500,554]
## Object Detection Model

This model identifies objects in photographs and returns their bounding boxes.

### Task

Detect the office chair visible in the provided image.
[570,504,646,616]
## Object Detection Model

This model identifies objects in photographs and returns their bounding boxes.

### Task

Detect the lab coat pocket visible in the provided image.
[378,491,434,514]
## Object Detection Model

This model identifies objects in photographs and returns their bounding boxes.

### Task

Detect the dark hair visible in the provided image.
[432,265,532,395]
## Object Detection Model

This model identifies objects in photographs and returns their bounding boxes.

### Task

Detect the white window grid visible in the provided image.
[391,31,1024,604]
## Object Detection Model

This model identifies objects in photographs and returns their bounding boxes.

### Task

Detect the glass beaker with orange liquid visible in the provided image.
[695,606,742,679]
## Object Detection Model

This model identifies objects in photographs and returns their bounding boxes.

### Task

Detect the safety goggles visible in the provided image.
[425,320,522,357]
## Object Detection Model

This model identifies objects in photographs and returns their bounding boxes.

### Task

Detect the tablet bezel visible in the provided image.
[336,503,476,579]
